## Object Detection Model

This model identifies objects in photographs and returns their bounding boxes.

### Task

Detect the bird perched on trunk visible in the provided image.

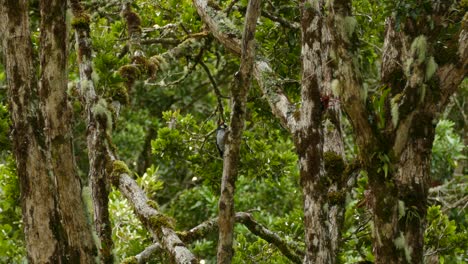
[216,122,228,157]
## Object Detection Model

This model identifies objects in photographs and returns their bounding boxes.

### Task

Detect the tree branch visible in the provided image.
[178,212,303,264]
[193,0,297,131]
[199,60,225,120]
[112,168,197,263]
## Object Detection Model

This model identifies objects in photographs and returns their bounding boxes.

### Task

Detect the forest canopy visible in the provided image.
[0,0,467,263]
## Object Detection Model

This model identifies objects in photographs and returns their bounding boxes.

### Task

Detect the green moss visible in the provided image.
[150,214,176,230]
[118,65,140,79]
[112,160,131,175]
[149,55,166,71]
[328,190,346,205]
[118,65,141,88]
[71,14,90,30]
[121,256,138,264]
[147,200,159,210]
[110,85,129,105]
[324,151,345,182]
[111,160,131,185]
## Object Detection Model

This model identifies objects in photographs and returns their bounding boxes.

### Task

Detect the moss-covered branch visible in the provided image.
[111,160,197,263]
[177,212,303,263]
[122,243,162,264]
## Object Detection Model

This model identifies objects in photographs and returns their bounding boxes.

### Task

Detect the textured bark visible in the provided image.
[1,1,62,262]
[114,171,197,263]
[69,1,114,262]
[193,0,350,262]
[217,0,261,262]
[368,8,467,263]
[1,0,97,261]
[295,1,331,262]
[39,0,97,262]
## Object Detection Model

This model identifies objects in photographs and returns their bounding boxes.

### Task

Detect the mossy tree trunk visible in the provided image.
[0,0,97,262]
[69,1,115,262]
[193,0,351,262]
[333,1,467,263]
[217,0,261,262]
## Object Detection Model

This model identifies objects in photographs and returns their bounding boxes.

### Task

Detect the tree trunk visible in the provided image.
[369,118,433,264]
[69,1,114,262]
[1,0,97,261]
[217,0,260,262]
[38,0,97,262]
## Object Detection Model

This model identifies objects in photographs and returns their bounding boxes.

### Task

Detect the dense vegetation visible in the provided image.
[0,0,466,263]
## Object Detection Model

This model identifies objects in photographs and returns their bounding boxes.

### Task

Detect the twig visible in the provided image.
[177,212,303,263]
[199,61,225,121]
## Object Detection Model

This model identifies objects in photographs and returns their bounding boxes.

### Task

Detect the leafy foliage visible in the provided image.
[0,0,466,262]
[425,205,468,262]
[0,157,25,263]
[431,120,466,182]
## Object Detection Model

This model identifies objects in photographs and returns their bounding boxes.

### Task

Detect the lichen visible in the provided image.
[398,200,406,219]
[343,16,357,41]
[394,232,412,262]
[80,79,89,92]
[92,99,112,131]
[390,93,402,127]
[91,71,100,86]
[404,58,414,76]
[410,35,428,65]
[425,56,438,81]
[331,79,341,95]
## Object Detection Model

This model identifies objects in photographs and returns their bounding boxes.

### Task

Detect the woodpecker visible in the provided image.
[216,122,228,157]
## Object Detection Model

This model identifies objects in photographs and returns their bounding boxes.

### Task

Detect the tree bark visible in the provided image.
[69,1,114,262]
[295,1,332,262]
[1,0,97,261]
[1,1,62,261]
[39,0,97,262]
[217,0,261,262]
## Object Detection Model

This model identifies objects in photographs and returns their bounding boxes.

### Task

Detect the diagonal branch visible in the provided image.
[178,212,303,264]
[111,166,197,263]
[193,0,297,131]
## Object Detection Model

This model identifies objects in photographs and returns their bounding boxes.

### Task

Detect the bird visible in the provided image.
[216,122,228,157]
